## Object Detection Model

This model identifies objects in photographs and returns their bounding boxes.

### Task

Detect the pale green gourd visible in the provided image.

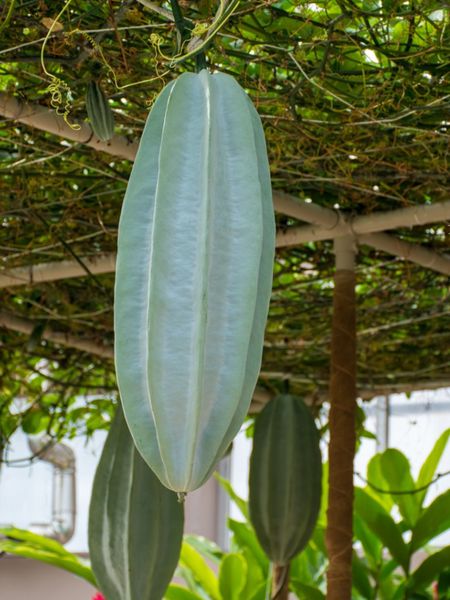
[114,70,275,493]
[88,406,184,600]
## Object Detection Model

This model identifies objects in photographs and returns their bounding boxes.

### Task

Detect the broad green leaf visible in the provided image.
[240,547,265,598]
[366,453,393,512]
[354,488,409,573]
[416,429,450,507]
[228,519,269,573]
[165,585,205,600]
[437,568,450,596]
[311,525,327,556]
[379,449,420,527]
[354,514,382,568]
[290,580,325,600]
[408,547,450,592]
[215,473,249,520]
[247,583,267,600]
[184,534,223,564]
[352,551,373,599]
[411,490,450,551]
[317,462,328,526]
[0,527,78,558]
[0,540,96,586]
[180,541,220,600]
[219,553,247,600]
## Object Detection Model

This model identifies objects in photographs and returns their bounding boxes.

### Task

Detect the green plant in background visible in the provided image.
[352,428,450,599]
[1,428,449,599]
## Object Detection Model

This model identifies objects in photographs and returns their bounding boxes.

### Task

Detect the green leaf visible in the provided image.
[289,580,325,600]
[352,551,373,599]
[215,473,249,520]
[247,583,268,600]
[218,553,247,600]
[0,539,96,586]
[228,519,269,573]
[408,547,450,592]
[354,488,409,573]
[354,514,382,567]
[411,490,450,551]
[184,534,223,564]
[416,429,450,507]
[379,449,420,527]
[0,527,78,557]
[366,453,393,512]
[180,541,220,600]
[21,409,49,434]
[240,547,265,598]
[165,585,205,600]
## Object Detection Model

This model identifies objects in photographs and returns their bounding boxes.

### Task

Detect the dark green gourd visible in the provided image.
[86,81,115,142]
[88,406,184,600]
[249,395,322,566]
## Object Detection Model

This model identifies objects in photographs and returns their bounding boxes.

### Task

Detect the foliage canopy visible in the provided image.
[0,0,449,443]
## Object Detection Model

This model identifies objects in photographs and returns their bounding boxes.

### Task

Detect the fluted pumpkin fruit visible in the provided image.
[88,406,184,600]
[114,70,275,493]
[249,395,322,565]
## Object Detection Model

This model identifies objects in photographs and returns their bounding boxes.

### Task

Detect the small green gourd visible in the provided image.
[249,395,322,566]
[114,69,275,493]
[86,81,115,142]
[88,406,184,600]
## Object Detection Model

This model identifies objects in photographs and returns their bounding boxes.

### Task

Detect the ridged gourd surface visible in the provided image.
[249,395,322,565]
[86,81,115,142]
[114,69,275,493]
[88,407,184,600]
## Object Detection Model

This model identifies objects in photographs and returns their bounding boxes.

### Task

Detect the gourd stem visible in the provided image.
[271,563,290,600]
[169,0,186,40]
[195,51,208,72]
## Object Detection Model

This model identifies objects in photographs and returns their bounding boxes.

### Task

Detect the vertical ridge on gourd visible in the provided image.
[86,81,115,142]
[248,395,322,566]
[114,70,275,492]
[88,406,184,600]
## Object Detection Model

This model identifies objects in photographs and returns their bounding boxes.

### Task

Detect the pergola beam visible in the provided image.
[1,93,448,275]
[0,310,447,405]
[0,311,114,359]
[0,253,116,288]
[276,198,450,245]
[274,193,450,276]
[0,92,138,161]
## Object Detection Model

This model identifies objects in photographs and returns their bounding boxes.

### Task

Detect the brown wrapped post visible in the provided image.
[326,235,357,600]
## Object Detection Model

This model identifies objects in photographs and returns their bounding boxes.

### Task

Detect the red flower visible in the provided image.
[92,594,105,600]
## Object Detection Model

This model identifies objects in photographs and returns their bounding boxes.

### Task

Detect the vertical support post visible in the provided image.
[326,235,357,600]
[375,396,390,452]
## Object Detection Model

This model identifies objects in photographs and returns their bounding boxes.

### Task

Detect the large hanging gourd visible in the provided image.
[249,395,322,566]
[114,70,275,493]
[88,406,184,600]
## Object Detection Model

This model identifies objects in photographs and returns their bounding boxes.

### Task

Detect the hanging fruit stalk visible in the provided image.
[326,235,357,600]
[114,70,275,493]
[248,395,322,600]
[88,406,184,600]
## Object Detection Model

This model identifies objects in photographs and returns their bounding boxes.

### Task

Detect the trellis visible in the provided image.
[1,1,449,598]
[1,94,449,598]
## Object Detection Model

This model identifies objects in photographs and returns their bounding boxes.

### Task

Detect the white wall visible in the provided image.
[0,556,97,600]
